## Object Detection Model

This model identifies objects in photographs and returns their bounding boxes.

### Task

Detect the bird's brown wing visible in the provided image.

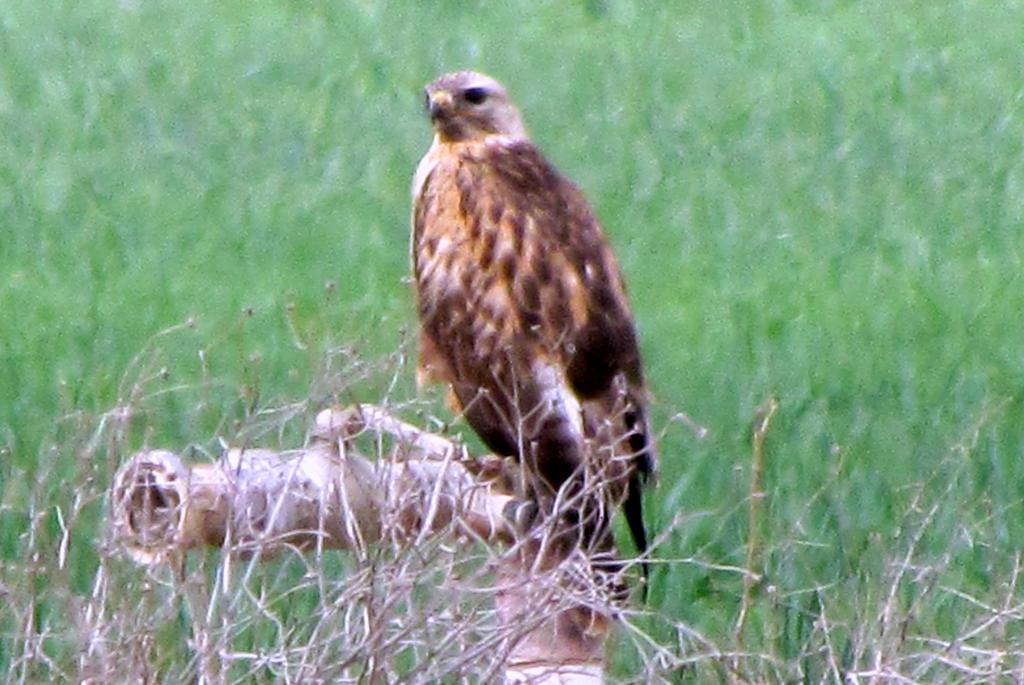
[413,139,654,554]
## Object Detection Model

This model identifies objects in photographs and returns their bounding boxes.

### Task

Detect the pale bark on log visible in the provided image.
[111,405,611,683]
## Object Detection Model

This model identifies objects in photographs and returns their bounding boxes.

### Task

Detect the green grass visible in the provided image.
[2,0,1024,681]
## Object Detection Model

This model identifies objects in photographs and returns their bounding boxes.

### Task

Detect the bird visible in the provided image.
[410,70,655,592]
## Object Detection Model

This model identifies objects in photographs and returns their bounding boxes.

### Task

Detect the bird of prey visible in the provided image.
[411,70,655,586]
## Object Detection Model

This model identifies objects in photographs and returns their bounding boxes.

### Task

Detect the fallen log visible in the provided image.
[111,404,613,683]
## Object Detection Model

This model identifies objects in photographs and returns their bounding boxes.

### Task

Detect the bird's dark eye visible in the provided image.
[423,91,432,112]
[463,87,489,105]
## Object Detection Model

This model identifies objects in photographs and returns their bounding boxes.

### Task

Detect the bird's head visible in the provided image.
[423,71,527,143]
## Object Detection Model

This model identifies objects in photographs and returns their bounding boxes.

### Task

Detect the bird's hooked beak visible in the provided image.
[426,89,454,122]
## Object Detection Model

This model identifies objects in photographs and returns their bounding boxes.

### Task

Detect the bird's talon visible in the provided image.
[503,500,539,535]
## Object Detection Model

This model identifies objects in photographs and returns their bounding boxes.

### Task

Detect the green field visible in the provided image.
[2,1,1023,681]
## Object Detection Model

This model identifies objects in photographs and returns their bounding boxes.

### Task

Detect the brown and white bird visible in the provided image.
[411,70,655,586]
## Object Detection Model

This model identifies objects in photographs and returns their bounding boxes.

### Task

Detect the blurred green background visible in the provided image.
[2,0,1023,679]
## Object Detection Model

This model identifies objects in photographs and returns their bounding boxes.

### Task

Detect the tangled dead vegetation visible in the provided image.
[4,338,1024,683]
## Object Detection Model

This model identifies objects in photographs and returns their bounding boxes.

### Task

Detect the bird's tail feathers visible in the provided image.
[623,402,654,600]
[623,469,650,600]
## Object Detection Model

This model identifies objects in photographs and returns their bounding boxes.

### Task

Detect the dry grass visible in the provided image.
[3,333,1023,684]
